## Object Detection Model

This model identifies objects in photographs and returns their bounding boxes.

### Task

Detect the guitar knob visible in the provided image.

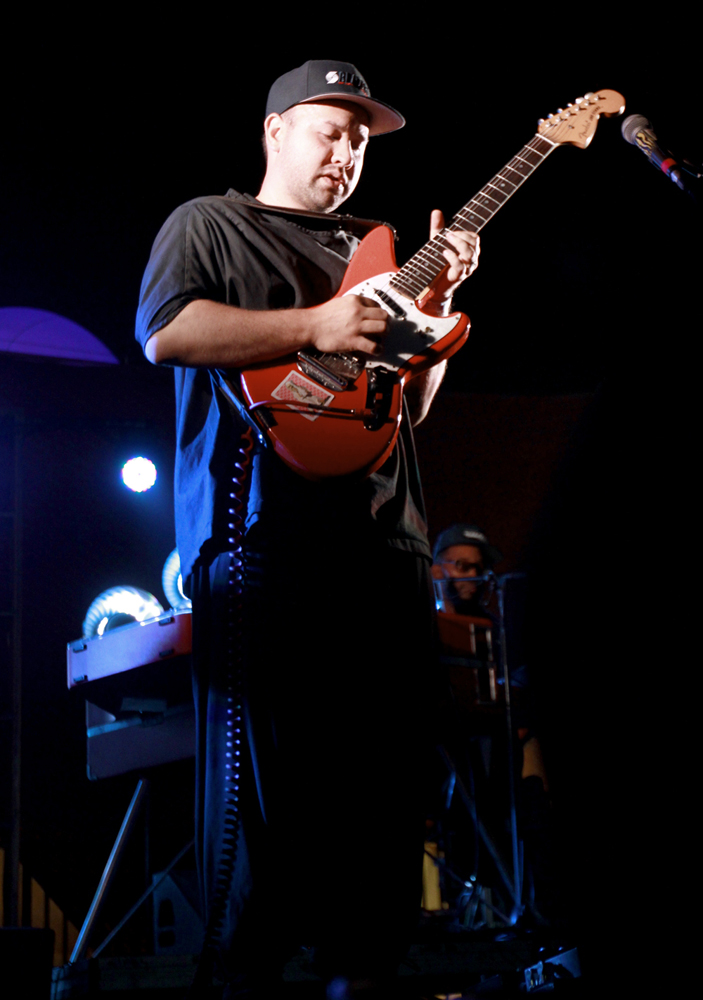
[584,92,595,100]
[575,97,583,104]
[537,119,545,125]
[556,108,563,114]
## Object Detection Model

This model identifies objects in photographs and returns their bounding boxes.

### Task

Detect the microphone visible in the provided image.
[621,114,685,190]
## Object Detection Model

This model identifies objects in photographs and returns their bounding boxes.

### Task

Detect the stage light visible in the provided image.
[121,457,157,492]
[82,586,164,639]
[162,548,192,610]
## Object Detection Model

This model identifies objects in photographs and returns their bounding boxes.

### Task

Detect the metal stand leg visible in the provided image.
[69,778,149,963]
[437,745,520,917]
[495,575,522,915]
[92,837,195,958]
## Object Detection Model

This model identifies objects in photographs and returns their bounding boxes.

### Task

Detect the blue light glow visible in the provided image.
[162,548,191,610]
[82,586,164,638]
[122,456,157,492]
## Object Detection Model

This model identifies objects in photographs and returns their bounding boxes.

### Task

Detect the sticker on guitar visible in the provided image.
[271,371,335,422]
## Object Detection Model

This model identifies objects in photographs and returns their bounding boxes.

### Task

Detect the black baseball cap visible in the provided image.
[265,60,405,137]
[432,524,503,568]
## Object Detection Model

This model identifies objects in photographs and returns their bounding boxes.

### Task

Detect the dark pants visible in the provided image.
[190,530,438,991]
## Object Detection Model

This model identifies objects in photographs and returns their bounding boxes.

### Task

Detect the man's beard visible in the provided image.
[293,173,348,213]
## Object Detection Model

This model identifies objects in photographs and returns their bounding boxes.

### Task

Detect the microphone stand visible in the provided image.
[490,571,527,918]
[434,570,527,923]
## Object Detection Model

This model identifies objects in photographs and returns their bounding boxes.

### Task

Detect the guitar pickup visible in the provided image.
[297,352,348,391]
[371,288,407,319]
[297,351,365,392]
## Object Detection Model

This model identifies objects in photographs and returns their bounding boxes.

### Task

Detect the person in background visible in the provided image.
[432,522,552,922]
[431,522,502,615]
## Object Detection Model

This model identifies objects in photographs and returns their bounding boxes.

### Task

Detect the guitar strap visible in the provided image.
[212,369,268,449]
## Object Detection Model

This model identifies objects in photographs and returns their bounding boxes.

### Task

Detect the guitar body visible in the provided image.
[240,225,470,480]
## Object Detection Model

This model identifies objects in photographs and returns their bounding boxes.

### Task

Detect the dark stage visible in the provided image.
[1,32,699,998]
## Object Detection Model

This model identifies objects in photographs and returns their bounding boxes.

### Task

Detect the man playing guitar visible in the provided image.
[136,60,478,999]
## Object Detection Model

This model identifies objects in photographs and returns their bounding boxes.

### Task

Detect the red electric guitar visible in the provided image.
[240,89,625,480]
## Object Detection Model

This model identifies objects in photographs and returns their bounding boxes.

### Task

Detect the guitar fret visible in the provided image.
[391,276,416,294]
[473,192,503,210]
[517,146,545,167]
[393,277,426,298]
[458,201,492,225]
[418,246,453,270]
[389,134,557,296]
[405,262,436,285]
[413,241,443,263]
[504,161,531,181]
[415,240,451,268]
[419,236,449,257]
[488,177,518,199]
[511,158,535,177]
[498,167,524,186]
[419,238,454,262]
[410,258,440,277]
[531,136,555,156]
[409,260,441,283]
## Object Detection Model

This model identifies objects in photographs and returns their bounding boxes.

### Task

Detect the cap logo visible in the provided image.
[463,530,486,542]
[324,69,370,96]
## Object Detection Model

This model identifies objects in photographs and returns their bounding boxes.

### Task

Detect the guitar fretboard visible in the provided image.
[390,134,557,300]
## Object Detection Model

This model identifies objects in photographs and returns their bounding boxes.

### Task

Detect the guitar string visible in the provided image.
[376,134,557,302]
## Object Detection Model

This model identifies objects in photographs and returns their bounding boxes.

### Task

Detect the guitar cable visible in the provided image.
[189,426,254,997]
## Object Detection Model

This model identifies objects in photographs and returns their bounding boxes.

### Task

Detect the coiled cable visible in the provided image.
[189,426,254,996]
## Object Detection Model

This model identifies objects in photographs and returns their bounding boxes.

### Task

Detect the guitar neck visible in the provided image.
[390,133,558,300]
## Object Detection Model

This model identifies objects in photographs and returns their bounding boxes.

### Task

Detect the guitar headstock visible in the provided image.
[537,89,625,149]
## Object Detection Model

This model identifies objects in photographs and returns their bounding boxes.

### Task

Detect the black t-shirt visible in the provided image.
[136,190,431,581]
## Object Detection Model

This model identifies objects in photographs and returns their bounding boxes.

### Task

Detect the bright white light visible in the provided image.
[122,456,157,492]
[101,588,160,621]
[82,586,165,638]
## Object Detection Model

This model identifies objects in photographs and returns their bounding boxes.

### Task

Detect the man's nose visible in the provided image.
[331,138,354,167]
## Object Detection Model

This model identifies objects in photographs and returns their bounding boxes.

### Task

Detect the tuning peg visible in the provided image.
[575,97,584,104]
[584,92,595,100]
[556,108,563,114]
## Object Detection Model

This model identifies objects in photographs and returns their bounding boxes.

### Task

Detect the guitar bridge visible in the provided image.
[297,351,365,392]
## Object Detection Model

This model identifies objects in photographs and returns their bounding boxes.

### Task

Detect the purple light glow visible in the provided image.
[0,307,118,364]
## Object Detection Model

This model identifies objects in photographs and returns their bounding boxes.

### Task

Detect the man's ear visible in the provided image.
[263,113,285,156]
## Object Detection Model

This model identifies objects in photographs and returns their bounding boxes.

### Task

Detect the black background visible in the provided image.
[1,25,699,984]
[2,36,699,392]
